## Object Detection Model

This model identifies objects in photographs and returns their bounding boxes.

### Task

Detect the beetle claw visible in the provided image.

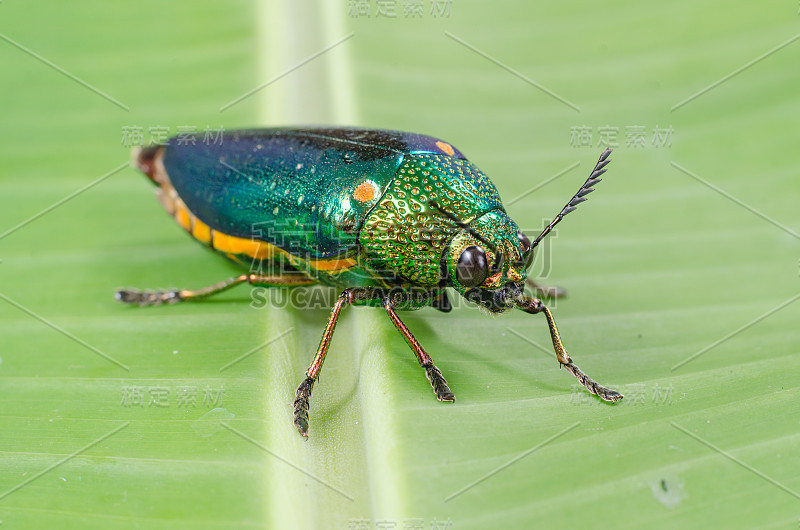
[293,417,309,440]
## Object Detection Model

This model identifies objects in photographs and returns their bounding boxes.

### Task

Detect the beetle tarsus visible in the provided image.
[293,377,315,439]
[425,364,455,402]
[562,362,622,402]
[115,288,182,306]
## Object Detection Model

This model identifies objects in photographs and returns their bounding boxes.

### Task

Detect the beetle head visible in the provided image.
[443,210,534,313]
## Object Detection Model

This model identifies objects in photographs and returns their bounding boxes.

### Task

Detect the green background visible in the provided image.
[1,1,799,528]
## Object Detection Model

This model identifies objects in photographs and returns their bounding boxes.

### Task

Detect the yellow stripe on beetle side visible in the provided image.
[307,257,358,272]
[191,218,212,244]
[175,204,192,232]
[212,231,285,260]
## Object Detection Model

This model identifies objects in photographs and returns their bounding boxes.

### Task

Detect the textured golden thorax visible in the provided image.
[359,152,523,287]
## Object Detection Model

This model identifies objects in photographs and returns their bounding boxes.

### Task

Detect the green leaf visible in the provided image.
[1,1,799,528]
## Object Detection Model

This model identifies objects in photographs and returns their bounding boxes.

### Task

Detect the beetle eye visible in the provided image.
[456,246,488,287]
[517,232,534,270]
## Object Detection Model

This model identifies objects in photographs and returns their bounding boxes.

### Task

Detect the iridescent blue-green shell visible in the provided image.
[162,128,470,259]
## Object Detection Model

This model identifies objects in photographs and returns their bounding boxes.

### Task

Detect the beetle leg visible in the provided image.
[525,278,567,299]
[293,288,367,439]
[383,298,455,403]
[516,296,623,403]
[116,274,315,306]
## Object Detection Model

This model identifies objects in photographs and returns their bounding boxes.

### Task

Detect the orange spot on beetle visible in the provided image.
[436,141,455,156]
[353,181,376,202]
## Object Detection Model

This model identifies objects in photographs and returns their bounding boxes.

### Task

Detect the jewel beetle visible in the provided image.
[118,128,622,438]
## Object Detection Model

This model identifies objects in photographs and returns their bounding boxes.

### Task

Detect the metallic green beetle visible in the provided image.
[118,128,622,438]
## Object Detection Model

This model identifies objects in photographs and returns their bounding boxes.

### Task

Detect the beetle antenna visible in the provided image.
[429,200,504,274]
[530,148,611,249]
